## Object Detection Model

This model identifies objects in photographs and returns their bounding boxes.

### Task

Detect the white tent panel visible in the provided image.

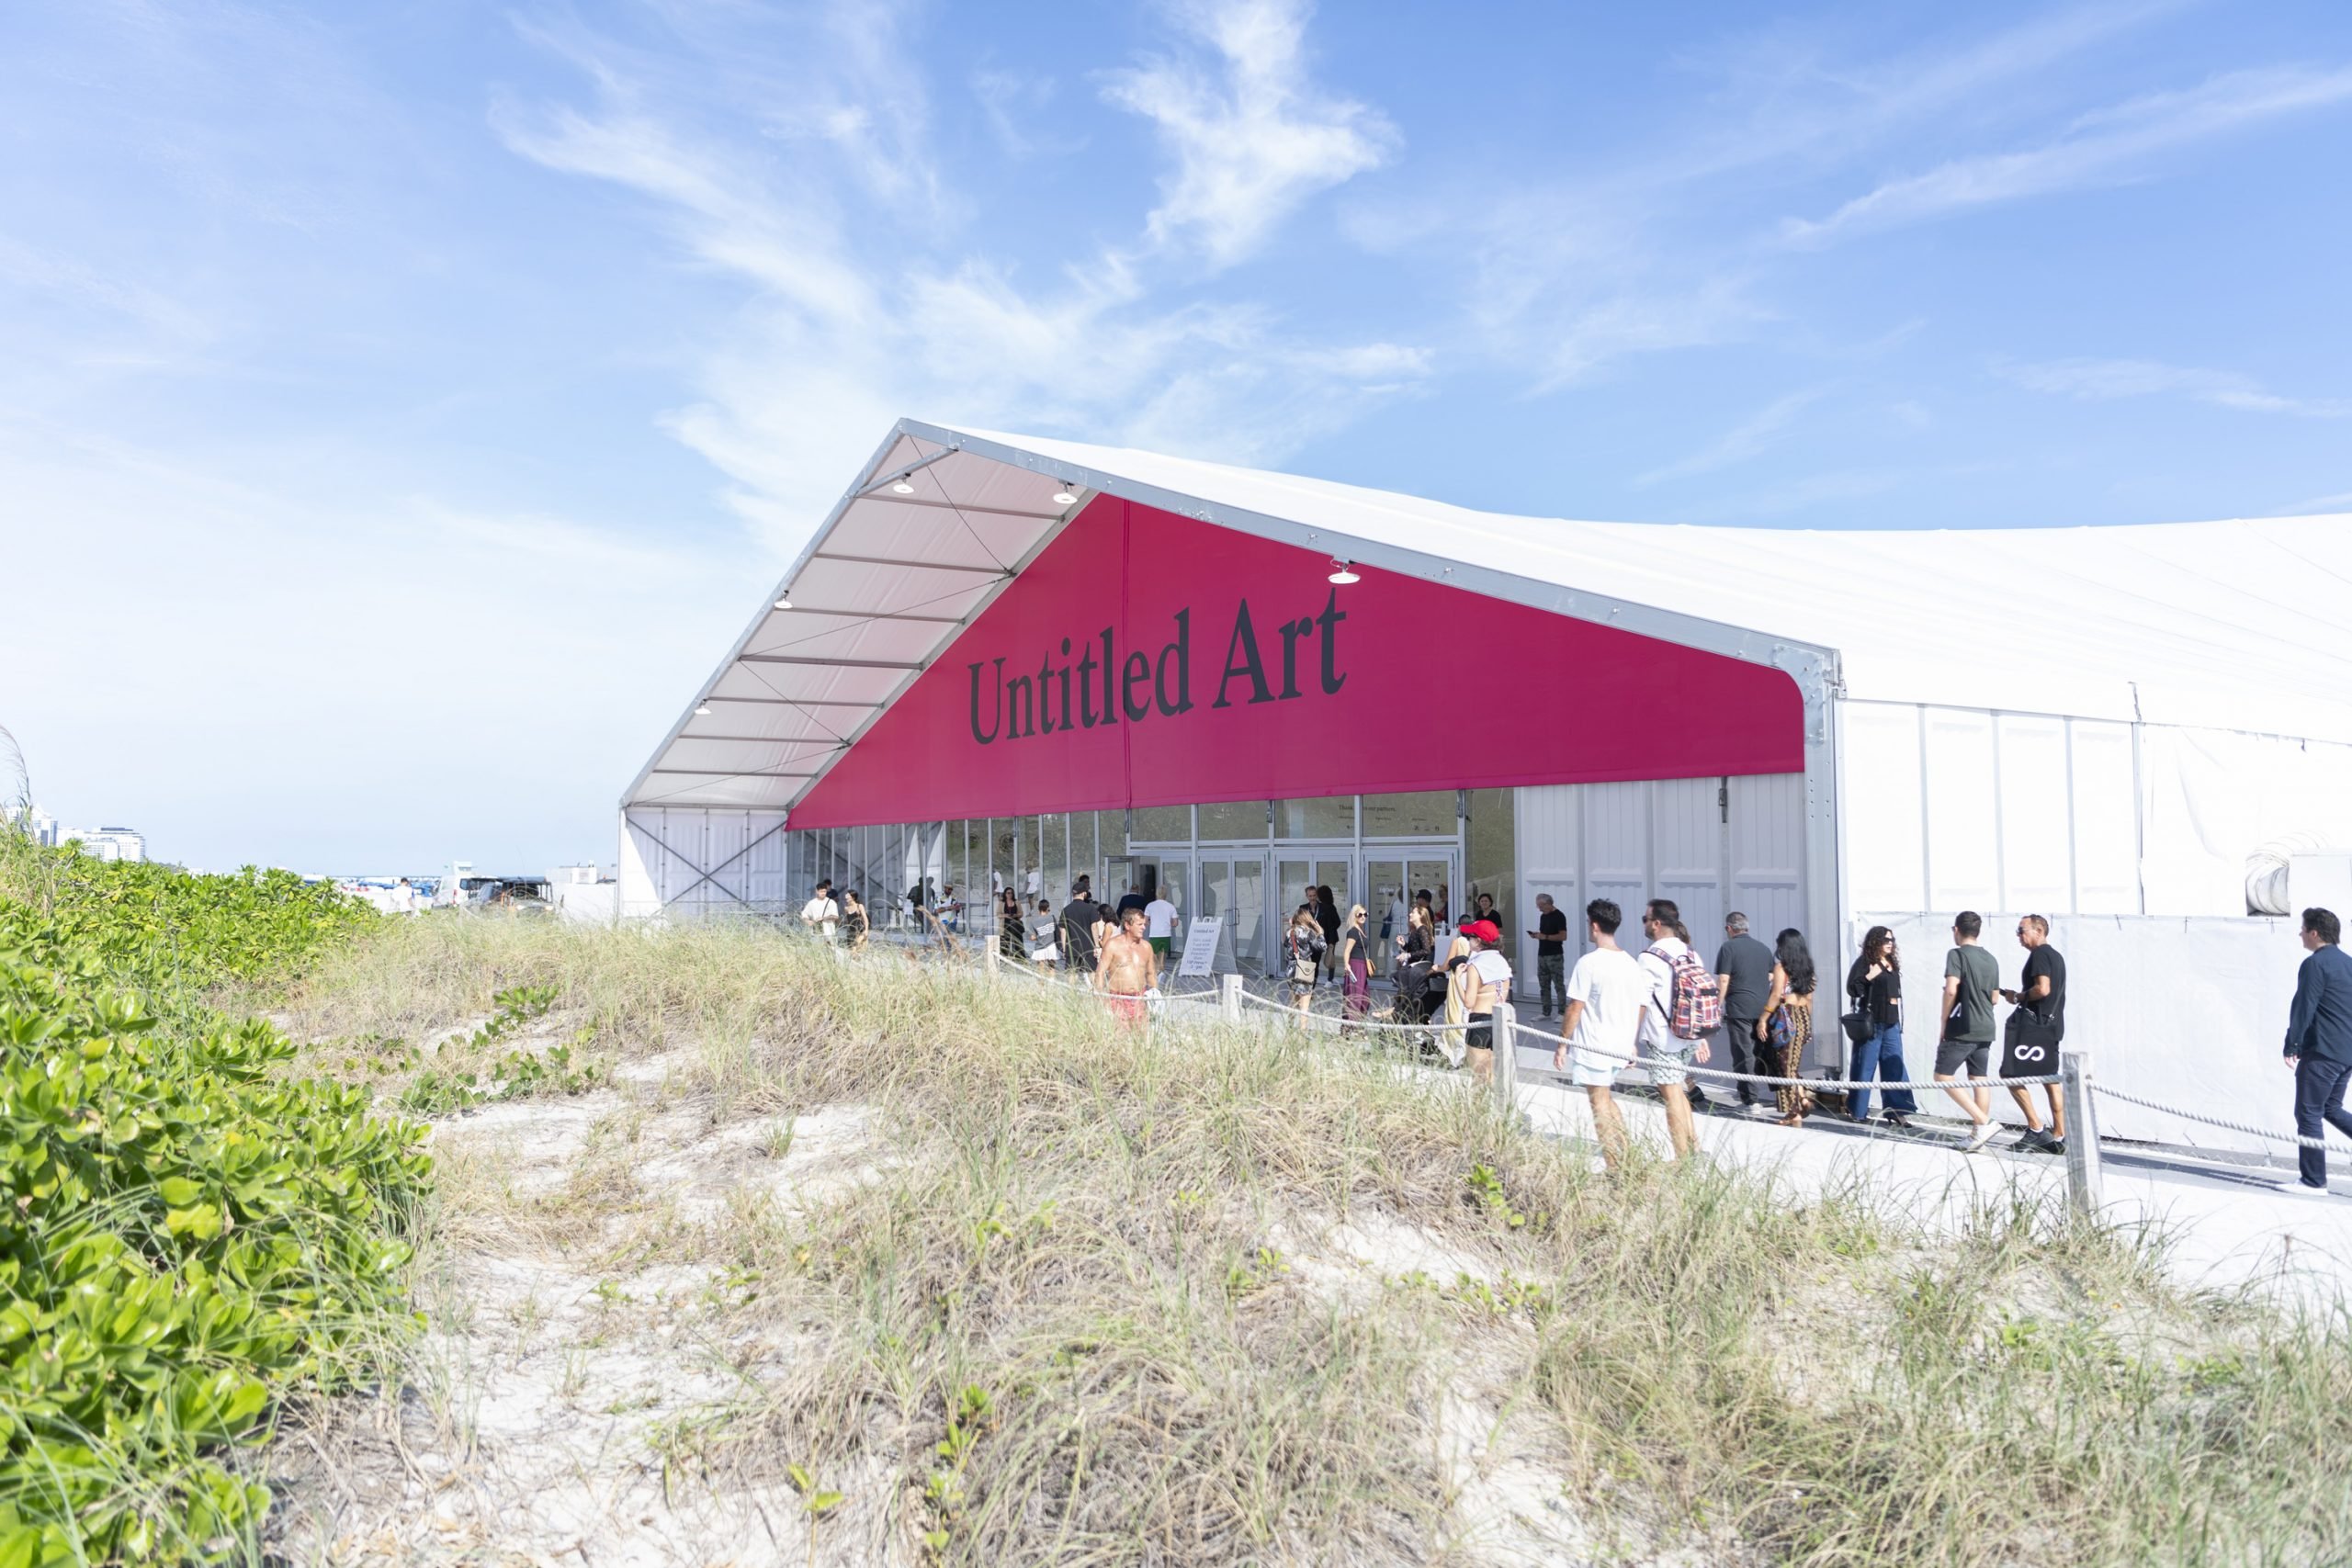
[2068,721,2140,915]
[1996,715,2073,916]
[1923,708,2001,914]
[1841,702,1928,915]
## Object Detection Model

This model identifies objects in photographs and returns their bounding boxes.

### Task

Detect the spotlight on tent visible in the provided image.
[1328,558,1361,585]
[694,701,712,716]
[890,477,916,493]
[1052,481,1080,506]
[774,592,792,609]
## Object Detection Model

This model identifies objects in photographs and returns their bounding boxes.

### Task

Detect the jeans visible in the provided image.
[1537,952,1565,1014]
[2293,1056,2352,1188]
[1849,1021,1919,1122]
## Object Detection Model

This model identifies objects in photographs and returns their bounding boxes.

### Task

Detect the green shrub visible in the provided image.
[0,843,429,1563]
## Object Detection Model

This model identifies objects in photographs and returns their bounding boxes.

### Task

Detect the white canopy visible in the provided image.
[627,419,2352,810]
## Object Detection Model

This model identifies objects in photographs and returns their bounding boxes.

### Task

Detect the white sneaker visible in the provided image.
[1962,1122,1998,1154]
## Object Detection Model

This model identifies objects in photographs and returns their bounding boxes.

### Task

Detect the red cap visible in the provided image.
[1464,919,1502,943]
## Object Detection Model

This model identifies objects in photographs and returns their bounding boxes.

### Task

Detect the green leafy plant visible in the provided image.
[0,840,429,1564]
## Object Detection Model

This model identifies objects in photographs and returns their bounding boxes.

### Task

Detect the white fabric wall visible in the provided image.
[1847,702,2352,920]
[1855,912,2309,1157]
[618,807,792,919]
[1518,773,1812,1053]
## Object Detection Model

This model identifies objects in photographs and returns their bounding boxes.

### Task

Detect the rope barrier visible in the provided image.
[2092,1082,2335,1153]
[1678,1063,2060,1092]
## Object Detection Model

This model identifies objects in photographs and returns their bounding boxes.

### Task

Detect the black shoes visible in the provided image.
[1883,1111,1915,1130]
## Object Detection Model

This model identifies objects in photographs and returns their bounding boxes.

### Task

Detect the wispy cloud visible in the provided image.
[2001,356,2350,417]
[496,3,1423,547]
[1782,63,2352,244]
[1101,0,1396,267]
[1634,387,1831,487]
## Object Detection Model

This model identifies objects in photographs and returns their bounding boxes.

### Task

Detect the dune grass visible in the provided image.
[276,914,2352,1565]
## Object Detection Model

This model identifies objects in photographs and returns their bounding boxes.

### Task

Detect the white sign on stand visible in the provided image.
[1177,917,1224,979]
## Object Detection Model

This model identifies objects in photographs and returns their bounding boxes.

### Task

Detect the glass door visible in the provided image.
[1195,856,1267,975]
[1159,858,1191,959]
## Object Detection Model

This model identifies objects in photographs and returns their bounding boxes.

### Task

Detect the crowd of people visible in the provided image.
[794,867,2352,1185]
[1535,898,2077,1169]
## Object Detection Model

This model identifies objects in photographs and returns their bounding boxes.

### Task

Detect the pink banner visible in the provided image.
[789,497,1802,828]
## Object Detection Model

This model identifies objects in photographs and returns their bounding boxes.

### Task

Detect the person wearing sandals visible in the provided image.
[1283,906,1327,1014]
[1758,928,1820,1126]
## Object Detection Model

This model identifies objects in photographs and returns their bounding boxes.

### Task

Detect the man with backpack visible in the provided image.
[1638,897,1717,1160]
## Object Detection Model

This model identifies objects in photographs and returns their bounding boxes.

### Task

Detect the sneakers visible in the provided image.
[2015,1127,2056,1153]
[1962,1122,1998,1154]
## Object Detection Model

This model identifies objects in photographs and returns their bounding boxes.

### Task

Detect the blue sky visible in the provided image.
[3,0,2348,873]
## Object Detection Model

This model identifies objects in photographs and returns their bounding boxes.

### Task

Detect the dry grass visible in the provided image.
[257,915,2352,1567]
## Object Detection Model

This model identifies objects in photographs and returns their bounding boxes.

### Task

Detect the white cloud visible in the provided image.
[498,8,1424,550]
[1102,0,1396,267]
[1782,64,2352,244]
[1634,387,1830,488]
[2001,356,2350,417]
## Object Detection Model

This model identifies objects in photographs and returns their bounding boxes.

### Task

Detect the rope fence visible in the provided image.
[2092,1081,2335,1155]
[946,932,2352,1198]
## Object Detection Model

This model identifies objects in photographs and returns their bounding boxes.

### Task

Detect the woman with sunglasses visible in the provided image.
[1845,926,1918,1127]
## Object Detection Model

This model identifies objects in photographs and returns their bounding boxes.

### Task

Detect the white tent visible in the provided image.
[621,419,2352,1155]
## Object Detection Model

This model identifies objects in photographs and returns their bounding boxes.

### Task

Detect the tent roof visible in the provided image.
[626,418,2352,811]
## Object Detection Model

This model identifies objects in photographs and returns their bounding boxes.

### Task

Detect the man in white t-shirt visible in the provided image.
[1143,891,1179,961]
[1457,919,1513,1085]
[1552,897,1645,1169]
[798,879,841,943]
[1635,897,1708,1160]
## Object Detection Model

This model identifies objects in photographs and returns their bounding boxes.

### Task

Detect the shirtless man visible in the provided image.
[1095,907,1159,1028]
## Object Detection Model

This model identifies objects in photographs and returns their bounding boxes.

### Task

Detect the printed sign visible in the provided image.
[1177,917,1224,979]
[790,496,1804,828]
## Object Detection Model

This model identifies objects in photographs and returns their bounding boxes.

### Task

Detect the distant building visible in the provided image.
[2,804,59,846]
[60,826,146,863]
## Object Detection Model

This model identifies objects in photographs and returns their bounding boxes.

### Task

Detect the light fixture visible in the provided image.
[891,476,916,494]
[1328,558,1360,585]
[1051,481,1079,506]
[694,702,712,716]
[774,592,792,609]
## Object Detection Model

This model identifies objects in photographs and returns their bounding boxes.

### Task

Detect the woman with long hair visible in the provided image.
[1314,885,1342,979]
[998,889,1025,963]
[1337,904,1372,1029]
[1758,928,1820,1127]
[1394,903,1436,1023]
[1844,925,1918,1126]
[841,889,870,952]
[1283,906,1327,1014]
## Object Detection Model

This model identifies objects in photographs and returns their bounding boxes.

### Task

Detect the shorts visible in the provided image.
[1936,1038,1992,1077]
[1104,993,1147,1025]
[1646,1038,1698,1089]
[1464,1014,1493,1055]
[1564,1040,1624,1089]
[1148,936,1170,956]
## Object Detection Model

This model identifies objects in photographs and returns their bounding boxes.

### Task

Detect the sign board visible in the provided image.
[788,496,1803,828]
[1177,917,1224,979]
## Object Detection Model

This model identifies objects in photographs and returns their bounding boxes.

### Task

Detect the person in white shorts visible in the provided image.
[1636,897,1708,1160]
[1552,897,1645,1169]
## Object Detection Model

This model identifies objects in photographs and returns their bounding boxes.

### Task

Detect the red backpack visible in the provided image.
[1649,943,1723,1041]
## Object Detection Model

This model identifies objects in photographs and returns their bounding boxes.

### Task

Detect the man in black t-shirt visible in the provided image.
[1059,883,1102,976]
[1999,914,2068,1153]
[1529,894,1569,1019]
[1713,913,1777,1107]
